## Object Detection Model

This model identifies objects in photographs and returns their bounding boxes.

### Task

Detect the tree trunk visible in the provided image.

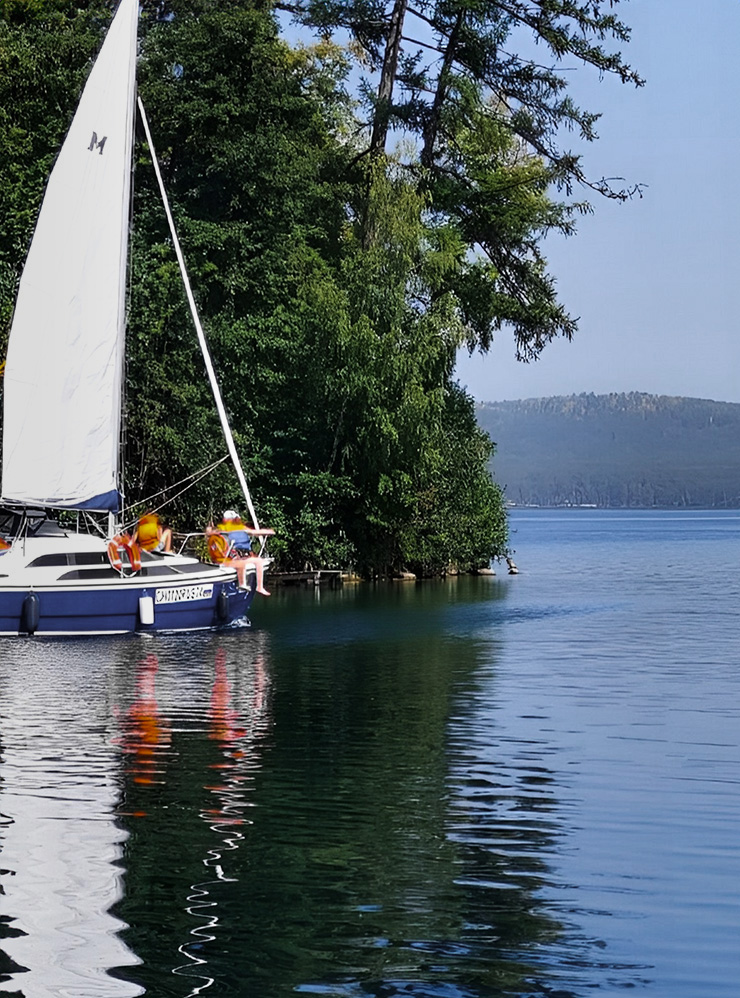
[369,0,409,159]
[421,10,464,169]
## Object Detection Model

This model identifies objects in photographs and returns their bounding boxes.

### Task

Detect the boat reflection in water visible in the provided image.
[113,652,173,793]
[110,634,272,996]
[0,581,603,997]
[175,645,270,989]
[0,634,272,996]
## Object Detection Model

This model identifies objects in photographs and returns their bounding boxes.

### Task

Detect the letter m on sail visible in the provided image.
[88,132,107,155]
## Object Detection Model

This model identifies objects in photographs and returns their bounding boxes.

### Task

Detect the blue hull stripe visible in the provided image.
[0,578,254,635]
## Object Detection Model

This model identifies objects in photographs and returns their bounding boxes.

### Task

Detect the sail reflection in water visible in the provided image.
[0,643,143,996]
[0,634,272,996]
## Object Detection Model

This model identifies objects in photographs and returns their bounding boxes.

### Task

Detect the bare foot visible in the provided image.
[257,587,270,597]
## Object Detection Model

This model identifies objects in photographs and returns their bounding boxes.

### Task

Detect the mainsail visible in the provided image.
[1,0,139,511]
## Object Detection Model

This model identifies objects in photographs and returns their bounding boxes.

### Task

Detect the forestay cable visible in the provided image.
[137,97,260,530]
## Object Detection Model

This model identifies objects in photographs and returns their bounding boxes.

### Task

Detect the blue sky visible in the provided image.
[456,0,740,404]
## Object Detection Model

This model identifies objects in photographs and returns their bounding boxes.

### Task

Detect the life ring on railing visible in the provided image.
[108,534,142,574]
[107,538,123,573]
[207,533,230,564]
[128,538,142,573]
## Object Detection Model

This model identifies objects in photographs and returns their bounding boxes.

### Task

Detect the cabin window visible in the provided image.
[27,552,109,568]
[59,569,118,580]
[27,554,69,568]
[72,552,109,566]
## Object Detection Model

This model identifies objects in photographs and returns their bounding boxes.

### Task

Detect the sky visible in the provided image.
[455,0,740,404]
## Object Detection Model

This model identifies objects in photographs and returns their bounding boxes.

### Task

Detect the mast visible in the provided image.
[136,98,260,531]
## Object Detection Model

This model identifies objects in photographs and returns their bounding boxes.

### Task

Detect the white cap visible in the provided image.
[222,509,239,521]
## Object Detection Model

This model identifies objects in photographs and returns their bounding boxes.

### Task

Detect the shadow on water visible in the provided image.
[0,578,626,997]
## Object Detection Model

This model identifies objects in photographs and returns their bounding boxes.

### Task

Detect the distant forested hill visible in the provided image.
[477,393,740,508]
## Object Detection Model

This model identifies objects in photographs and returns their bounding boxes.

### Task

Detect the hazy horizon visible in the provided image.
[473,389,740,407]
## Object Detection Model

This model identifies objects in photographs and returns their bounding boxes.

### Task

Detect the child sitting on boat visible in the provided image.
[206,510,273,596]
[134,512,173,554]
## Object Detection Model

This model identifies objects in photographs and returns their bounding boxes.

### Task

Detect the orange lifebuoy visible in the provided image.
[108,534,142,574]
[127,538,142,573]
[108,537,123,572]
[208,533,230,564]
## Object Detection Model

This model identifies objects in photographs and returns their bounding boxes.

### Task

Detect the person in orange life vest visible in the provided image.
[134,512,173,554]
[206,510,274,596]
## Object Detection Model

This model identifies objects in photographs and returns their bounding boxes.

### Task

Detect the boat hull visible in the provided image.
[0,582,254,637]
[0,576,254,636]
[0,528,257,636]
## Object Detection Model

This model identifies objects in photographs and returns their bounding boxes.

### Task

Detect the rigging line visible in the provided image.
[120,455,229,519]
[119,459,228,533]
[137,96,261,531]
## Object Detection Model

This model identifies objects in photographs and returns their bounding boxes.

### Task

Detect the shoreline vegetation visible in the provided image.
[269,561,510,587]
[0,1,642,579]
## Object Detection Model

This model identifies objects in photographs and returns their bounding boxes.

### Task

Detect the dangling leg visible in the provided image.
[251,556,270,596]
[226,557,247,588]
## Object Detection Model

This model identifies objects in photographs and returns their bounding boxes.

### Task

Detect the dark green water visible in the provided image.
[0,510,739,996]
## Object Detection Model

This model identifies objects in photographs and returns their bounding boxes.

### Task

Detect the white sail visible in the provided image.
[1,0,139,512]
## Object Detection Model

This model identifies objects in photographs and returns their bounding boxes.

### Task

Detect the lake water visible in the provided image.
[0,508,738,997]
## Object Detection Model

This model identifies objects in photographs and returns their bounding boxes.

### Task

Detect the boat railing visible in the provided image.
[174,532,208,557]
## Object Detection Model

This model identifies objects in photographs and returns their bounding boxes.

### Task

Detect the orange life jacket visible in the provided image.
[137,515,161,552]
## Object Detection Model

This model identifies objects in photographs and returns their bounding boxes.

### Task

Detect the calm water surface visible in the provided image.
[0,509,738,996]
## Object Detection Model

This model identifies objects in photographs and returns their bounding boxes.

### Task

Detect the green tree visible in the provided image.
[270,165,507,575]
[0,0,511,574]
[126,1,508,573]
[281,0,643,358]
[126,3,353,532]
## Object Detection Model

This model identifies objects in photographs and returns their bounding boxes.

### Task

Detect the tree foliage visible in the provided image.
[282,0,643,357]
[0,0,642,575]
[126,8,507,574]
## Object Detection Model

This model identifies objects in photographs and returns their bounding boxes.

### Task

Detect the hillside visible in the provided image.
[477,393,740,508]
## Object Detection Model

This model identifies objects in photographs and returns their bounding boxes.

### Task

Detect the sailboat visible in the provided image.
[0,0,265,635]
